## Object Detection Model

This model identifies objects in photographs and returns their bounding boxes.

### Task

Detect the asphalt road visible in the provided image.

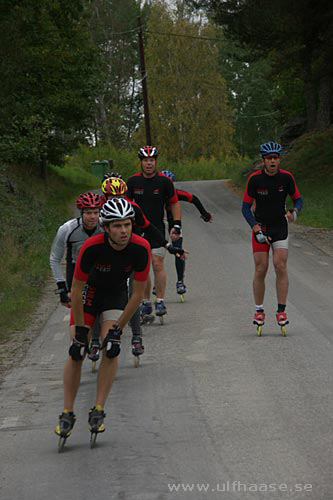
[1,180,332,500]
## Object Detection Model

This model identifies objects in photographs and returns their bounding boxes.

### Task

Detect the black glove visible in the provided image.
[56,281,70,303]
[254,230,269,244]
[200,212,212,222]
[166,244,184,256]
[69,326,89,361]
[102,326,122,359]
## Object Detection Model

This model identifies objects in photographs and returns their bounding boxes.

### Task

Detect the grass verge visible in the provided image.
[0,163,96,342]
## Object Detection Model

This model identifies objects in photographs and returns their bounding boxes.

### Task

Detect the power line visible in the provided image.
[109,24,146,36]
[145,29,223,42]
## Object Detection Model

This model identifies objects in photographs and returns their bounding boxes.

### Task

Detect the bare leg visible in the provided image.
[273,248,289,304]
[95,354,118,408]
[253,252,269,305]
[153,254,166,298]
[63,325,91,411]
[94,320,119,408]
[143,276,151,300]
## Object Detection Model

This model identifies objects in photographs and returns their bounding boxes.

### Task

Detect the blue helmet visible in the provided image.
[260,142,282,157]
[161,170,175,182]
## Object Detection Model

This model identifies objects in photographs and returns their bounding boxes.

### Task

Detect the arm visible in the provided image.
[287,197,303,222]
[191,194,213,222]
[49,223,69,283]
[132,202,169,247]
[50,222,73,306]
[144,222,168,247]
[287,173,303,222]
[70,278,86,326]
[242,175,260,231]
[242,201,257,229]
[68,277,90,361]
[170,200,181,222]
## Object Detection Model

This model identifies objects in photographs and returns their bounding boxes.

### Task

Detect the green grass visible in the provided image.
[0,163,94,341]
[67,143,244,182]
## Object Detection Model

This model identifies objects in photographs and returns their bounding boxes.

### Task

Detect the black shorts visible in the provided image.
[70,285,128,326]
[252,219,288,253]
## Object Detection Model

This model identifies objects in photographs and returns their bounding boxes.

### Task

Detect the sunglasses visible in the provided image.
[264,155,280,160]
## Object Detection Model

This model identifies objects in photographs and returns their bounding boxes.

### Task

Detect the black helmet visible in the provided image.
[137,146,158,159]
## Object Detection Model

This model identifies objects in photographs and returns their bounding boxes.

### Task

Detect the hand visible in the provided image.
[287,209,297,222]
[170,226,182,241]
[201,212,213,223]
[254,230,271,245]
[56,281,71,307]
[69,326,89,361]
[166,244,189,260]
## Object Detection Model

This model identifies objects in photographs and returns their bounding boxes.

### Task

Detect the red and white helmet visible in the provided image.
[76,192,103,210]
[138,146,158,159]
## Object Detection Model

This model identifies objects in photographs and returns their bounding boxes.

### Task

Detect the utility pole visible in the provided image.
[137,16,152,145]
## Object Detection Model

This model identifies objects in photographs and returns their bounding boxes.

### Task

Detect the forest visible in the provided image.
[1,0,332,167]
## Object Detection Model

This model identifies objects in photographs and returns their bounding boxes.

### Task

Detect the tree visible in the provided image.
[136,1,234,160]
[188,0,333,132]
[88,0,146,147]
[0,0,103,166]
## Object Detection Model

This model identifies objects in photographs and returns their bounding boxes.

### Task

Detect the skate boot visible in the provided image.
[140,300,154,325]
[132,335,144,367]
[276,311,289,326]
[176,280,186,294]
[55,411,76,452]
[55,411,76,437]
[88,406,106,433]
[155,300,167,324]
[176,280,186,302]
[276,311,289,337]
[253,310,265,337]
[253,311,265,325]
[88,339,100,362]
[88,406,106,447]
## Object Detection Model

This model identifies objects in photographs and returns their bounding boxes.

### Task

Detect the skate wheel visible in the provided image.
[257,325,263,337]
[90,432,97,449]
[180,294,185,303]
[91,361,97,373]
[134,356,140,368]
[58,436,66,453]
[281,326,287,337]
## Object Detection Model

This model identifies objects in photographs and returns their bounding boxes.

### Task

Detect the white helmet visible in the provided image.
[99,198,135,224]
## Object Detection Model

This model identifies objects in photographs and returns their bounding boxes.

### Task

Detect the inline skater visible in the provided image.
[55,198,151,448]
[126,147,182,321]
[50,192,104,362]
[161,170,213,299]
[101,176,186,330]
[242,141,303,335]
